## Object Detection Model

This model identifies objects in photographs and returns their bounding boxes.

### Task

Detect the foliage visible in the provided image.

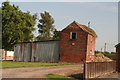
[0,7,2,48]
[46,74,79,80]
[0,7,2,14]
[111,52,116,54]
[104,51,110,54]
[53,29,60,40]
[95,51,101,54]
[46,73,68,78]
[103,53,116,60]
[2,1,36,50]
[2,60,75,68]
[95,51,112,54]
[37,11,55,41]
[95,50,116,60]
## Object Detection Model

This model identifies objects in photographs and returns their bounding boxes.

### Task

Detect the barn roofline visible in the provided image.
[115,43,120,48]
[61,21,97,38]
[14,40,60,45]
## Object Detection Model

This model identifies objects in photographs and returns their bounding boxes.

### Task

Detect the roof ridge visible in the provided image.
[74,21,89,32]
[115,43,120,48]
[73,21,97,37]
[61,21,97,38]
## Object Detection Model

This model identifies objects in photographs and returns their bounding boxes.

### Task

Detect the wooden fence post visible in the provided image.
[83,61,116,80]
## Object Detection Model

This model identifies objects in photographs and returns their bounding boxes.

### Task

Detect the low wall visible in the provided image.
[84,61,116,80]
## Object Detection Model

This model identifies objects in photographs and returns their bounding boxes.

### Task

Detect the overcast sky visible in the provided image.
[1,2,118,52]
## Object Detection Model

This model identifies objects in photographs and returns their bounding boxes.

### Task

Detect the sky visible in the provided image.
[1,1,118,52]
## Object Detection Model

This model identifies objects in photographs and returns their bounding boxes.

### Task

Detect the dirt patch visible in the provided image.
[95,53,113,62]
[2,64,83,78]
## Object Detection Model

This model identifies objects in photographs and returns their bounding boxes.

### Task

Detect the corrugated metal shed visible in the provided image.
[14,40,60,62]
[14,43,32,62]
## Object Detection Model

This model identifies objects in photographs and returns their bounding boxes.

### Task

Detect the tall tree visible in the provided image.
[37,11,55,41]
[2,1,36,50]
[53,29,60,40]
[0,7,2,60]
[0,7,2,48]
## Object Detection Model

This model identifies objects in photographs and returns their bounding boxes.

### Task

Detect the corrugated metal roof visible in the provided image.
[14,40,60,44]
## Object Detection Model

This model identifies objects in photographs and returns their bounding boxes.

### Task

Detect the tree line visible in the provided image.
[2,1,60,51]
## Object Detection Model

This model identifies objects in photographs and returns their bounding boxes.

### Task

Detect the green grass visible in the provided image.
[103,53,116,60]
[2,60,76,68]
[46,73,79,80]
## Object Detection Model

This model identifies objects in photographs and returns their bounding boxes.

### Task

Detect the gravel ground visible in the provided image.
[92,72,120,80]
[98,72,119,78]
[2,64,83,78]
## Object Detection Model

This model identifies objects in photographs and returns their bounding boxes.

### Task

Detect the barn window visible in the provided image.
[70,32,77,40]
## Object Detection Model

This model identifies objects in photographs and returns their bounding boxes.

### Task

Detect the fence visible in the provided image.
[84,61,116,80]
[14,40,60,62]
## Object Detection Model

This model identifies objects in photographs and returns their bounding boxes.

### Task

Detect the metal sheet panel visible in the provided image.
[14,40,60,62]
[14,43,32,62]
[31,41,60,62]
[14,44,20,61]
[23,43,32,62]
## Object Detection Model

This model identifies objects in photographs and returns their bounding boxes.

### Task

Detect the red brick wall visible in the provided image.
[60,23,88,63]
[86,34,96,62]
[116,47,120,72]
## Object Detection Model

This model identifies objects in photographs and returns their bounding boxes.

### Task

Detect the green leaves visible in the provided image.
[2,1,36,50]
[53,29,60,40]
[2,1,61,50]
[37,11,55,41]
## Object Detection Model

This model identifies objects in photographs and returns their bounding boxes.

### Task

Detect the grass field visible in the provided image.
[2,60,75,68]
[103,53,116,60]
[46,74,79,80]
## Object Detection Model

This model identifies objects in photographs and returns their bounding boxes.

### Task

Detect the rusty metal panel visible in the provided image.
[14,44,21,61]
[14,40,60,62]
[14,43,32,62]
[22,43,32,62]
[31,41,60,62]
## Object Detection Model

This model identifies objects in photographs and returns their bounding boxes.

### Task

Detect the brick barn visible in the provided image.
[14,21,97,63]
[60,21,97,63]
[115,43,120,72]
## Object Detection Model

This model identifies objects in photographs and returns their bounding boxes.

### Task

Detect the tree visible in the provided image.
[2,1,36,50]
[0,7,1,59]
[37,11,55,41]
[53,29,60,40]
[0,7,2,48]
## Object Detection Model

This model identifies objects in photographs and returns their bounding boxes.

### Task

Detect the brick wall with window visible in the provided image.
[60,21,97,63]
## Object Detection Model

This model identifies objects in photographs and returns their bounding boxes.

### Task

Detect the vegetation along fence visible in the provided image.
[84,61,116,80]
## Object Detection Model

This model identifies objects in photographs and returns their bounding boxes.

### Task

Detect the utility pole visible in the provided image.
[104,43,107,52]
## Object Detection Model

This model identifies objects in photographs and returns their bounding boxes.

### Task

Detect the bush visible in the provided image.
[111,52,116,54]
[95,51,101,54]
[104,51,110,54]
